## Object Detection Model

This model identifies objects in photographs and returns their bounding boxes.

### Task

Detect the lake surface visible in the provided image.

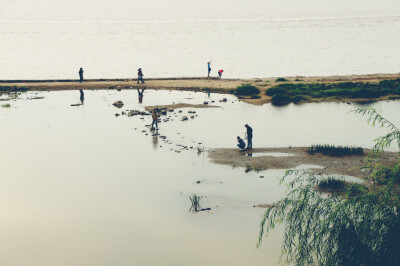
[0,89,399,265]
[1,0,400,79]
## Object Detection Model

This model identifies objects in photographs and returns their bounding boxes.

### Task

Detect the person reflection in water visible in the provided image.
[137,87,146,104]
[152,135,159,150]
[79,89,84,105]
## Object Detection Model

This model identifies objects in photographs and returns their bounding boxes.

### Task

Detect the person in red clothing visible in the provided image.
[218,69,223,79]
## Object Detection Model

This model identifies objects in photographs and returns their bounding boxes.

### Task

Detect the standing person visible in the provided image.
[218,69,223,79]
[207,61,212,77]
[151,109,159,130]
[137,68,145,84]
[79,67,84,83]
[237,136,246,150]
[245,124,253,149]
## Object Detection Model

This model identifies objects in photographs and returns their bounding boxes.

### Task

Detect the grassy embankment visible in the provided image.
[265,78,400,104]
[234,77,400,104]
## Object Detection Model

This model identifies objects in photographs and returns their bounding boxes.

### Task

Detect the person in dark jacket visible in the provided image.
[137,68,145,84]
[245,124,253,149]
[237,136,246,150]
[79,67,84,82]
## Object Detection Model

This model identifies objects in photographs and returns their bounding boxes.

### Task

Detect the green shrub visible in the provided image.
[265,87,285,96]
[250,94,261,99]
[1,103,11,108]
[292,95,307,102]
[345,183,368,198]
[276,77,288,82]
[271,94,291,103]
[351,88,381,98]
[235,84,260,96]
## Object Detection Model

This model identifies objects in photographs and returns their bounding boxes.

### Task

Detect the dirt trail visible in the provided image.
[1,73,399,105]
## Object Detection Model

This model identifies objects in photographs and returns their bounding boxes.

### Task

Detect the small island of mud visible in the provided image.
[144,103,219,111]
[208,147,398,177]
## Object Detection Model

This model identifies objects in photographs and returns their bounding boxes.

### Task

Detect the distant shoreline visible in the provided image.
[1,73,400,105]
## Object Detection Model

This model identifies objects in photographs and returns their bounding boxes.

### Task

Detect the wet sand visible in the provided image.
[1,72,400,105]
[208,147,398,178]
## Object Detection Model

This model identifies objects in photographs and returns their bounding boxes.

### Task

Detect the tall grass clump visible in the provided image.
[309,144,363,156]
[189,194,203,212]
[271,94,291,104]
[234,84,260,96]
[318,177,346,191]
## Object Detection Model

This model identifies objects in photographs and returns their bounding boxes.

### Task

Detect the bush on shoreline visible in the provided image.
[234,84,260,96]
[265,78,400,103]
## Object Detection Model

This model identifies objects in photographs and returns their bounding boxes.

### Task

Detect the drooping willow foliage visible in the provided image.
[258,107,400,266]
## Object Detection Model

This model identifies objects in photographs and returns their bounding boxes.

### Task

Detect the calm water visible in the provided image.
[1,0,400,79]
[1,89,399,265]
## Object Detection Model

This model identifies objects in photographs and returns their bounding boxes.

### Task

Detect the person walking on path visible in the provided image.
[79,67,84,83]
[137,68,145,84]
[237,136,246,150]
[218,69,223,79]
[207,61,212,77]
[151,109,159,130]
[245,124,253,149]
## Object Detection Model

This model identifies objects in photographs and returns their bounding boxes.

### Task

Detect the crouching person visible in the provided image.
[237,136,246,150]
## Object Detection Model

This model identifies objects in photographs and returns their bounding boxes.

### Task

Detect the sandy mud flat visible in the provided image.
[1,73,400,105]
[208,147,398,177]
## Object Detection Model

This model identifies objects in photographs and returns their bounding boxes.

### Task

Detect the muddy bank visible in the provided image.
[144,103,220,111]
[208,147,398,177]
[1,73,400,105]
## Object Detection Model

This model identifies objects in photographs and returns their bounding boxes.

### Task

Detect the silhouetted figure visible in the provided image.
[79,89,84,105]
[137,87,146,104]
[245,124,253,149]
[79,68,84,83]
[237,136,246,150]
[151,109,159,130]
[207,61,212,77]
[218,69,223,79]
[137,68,145,84]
